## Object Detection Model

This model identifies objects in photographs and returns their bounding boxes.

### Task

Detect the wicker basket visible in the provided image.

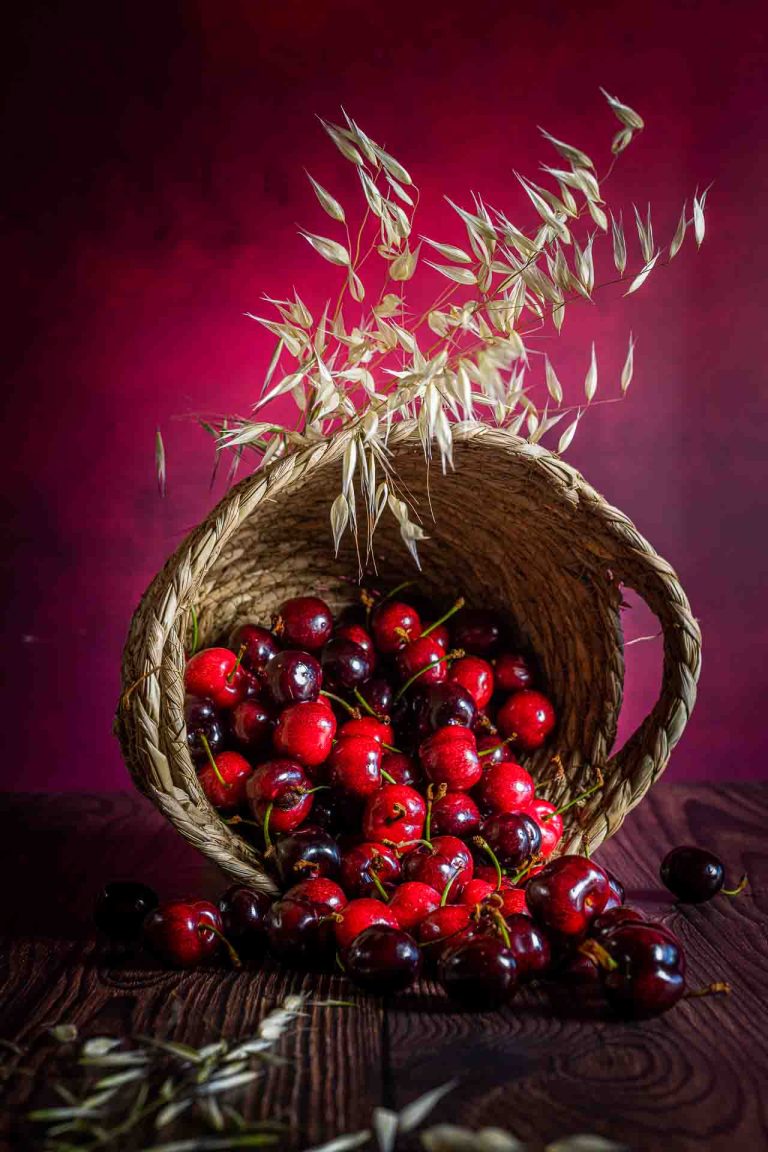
[117,422,701,895]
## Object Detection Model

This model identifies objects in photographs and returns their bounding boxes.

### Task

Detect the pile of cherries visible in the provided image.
[101,590,737,1017]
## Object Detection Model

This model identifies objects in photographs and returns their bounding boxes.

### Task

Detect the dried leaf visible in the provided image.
[374,145,412,185]
[421,237,473,264]
[389,244,420,282]
[421,1126,478,1152]
[544,356,563,404]
[359,169,384,216]
[372,1108,399,1152]
[538,127,594,169]
[301,1133,371,1152]
[693,191,706,248]
[320,118,364,165]
[611,127,634,155]
[299,230,350,267]
[620,332,635,394]
[155,428,166,497]
[610,212,626,275]
[306,173,345,222]
[424,261,477,286]
[398,1081,457,1133]
[669,202,687,259]
[584,342,598,402]
[49,1024,78,1044]
[587,199,608,231]
[558,410,581,453]
[624,251,660,295]
[348,269,365,301]
[476,1130,526,1152]
[547,1137,629,1152]
[600,88,644,131]
[633,203,654,263]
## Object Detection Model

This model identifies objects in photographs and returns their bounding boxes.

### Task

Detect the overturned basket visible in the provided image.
[117,422,701,895]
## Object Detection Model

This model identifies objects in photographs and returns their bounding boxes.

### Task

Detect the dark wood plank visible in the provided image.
[386,783,768,1152]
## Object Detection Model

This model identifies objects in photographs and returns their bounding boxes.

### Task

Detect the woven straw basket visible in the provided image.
[117,422,701,895]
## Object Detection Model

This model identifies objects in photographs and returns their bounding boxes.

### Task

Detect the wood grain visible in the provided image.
[1,785,766,1151]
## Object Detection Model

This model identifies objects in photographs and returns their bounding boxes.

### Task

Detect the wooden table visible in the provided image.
[1,784,766,1152]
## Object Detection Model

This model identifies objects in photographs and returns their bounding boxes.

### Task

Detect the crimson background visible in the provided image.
[2,0,767,790]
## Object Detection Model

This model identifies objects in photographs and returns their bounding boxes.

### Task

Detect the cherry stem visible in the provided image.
[381,770,397,785]
[543,778,604,821]
[387,838,435,853]
[473,836,503,891]
[490,909,511,949]
[226,644,246,685]
[380,579,416,605]
[478,737,515,759]
[200,733,228,789]
[262,802,274,852]
[578,939,618,971]
[394,648,466,701]
[509,856,538,887]
[685,981,732,999]
[440,870,459,907]
[188,605,199,657]
[421,597,465,638]
[722,874,748,897]
[301,785,330,796]
[199,923,242,970]
[382,742,402,754]
[353,688,381,719]
[320,690,360,718]
[369,870,391,902]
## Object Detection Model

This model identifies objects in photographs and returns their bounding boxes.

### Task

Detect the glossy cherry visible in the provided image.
[403,836,473,893]
[184,696,226,766]
[339,717,394,746]
[357,677,393,718]
[526,855,611,936]
[284,877,348,914]
[525,798,563,858]
[273,701,336,767]
[497,689,555,751]
[219,886,273,957]
[494,653,533,693]
[430,790,480,838]
[198,750,253,811]
[94,881,159,942]
[265,897,333,967]
[660,845,727,903]
[336,622,376,662]
[333,898,399,952]
[340,841,401,898]
[459,878,497,905]
[449,656,494,710]
[604,871,626,910]
[590,905,646,943]
[475,735,514,765]
[345,926,422,992]
[381,750,419,787]
[275,596,333,651]
[413,682,477,735]
[329,735,382,797]
[184,648,247,709]
[362,785,426,851]
[396,635,447,688]
[270,826,342,884]
[143,900,223,967]
[246,759,313,834]
[230,698,275,754]
[371,600,422,654]
[439,935,518,1007]
[453,609,502,656]
[599,922,686,1017]
[229,624,280,679]
[475,761,534,815]
[389,881,441,931]
[480,812,541,868]
[503,913,550,978]
[264,650,322,707]
[321,638,373,690]
[429,623,451,651]
[419,726,481,792]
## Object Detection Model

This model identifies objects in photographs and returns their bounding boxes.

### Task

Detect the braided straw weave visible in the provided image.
[117,422,701,893]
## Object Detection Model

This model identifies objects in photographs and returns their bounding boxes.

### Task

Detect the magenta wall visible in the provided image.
[3,0,767,790]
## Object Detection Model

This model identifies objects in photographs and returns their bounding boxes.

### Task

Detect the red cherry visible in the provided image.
[453,609,501,656]
[599,922,686,1017]
[403,836,474,893]
[388,881,441,931]
[336,622,376,662]
[430,623,451,651]
[504,913,550,978]
[430,790,481,838]
[371,601,422,654]
[416,905,474,953]
[525,798,563,857]
[340,841,401,898]
[334,898,399,952]
[460,878,496,906]
[381,750,419,787]
[590,906,646,943]
[246,759,313,834]
[198,750,253,811]
[481,812,541,868]
[419,726,481,791]
[396,636,447,687]
[475,762,534,815]
[284,877,348,913]
[229,624,280,679]
[339,717,394,746]
[449,656,494,710]
[275,596,333,651]
[499,888,530,918]
[143,900,222,967]
[362,784,426,851]
[526,855,611,936]
[473,866,514,890]
[184,648,247,709]
[230,698,275,753]
[273,701,336,767]
[494,652,533,693]
[475,735,514,765]
[329,735,382,797]
[497,689,555,750]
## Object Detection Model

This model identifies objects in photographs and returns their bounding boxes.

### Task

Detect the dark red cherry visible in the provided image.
[336,622,376,662]
[497,689,555,750]
[184,696,226,765]
[604,871,626,910]
[381,750,420,787]
[264,650,322,707]
[362,785,426,851]
[310,789,365,836]
[429,623,451,651]
[94,881,159,942]
[246,759,313,834]
[525,798,563,857]
[321,638,373,690]
[494,652,533,693]
[356,677,393,718]
[600,922,686,1017]
[526,855,611,936]
[230,698,275,754]
[334,898,399,952]
[480,812,541,868]
[275,596,333,651]
[414,682,477,735]
[397,636,447,687]
[449,656,494,710]
[271,825,341,885]
[143,900,222,967]
[371,601,422,654]
[453,609,502,656]
[185,648,247,709]
[419,726,482,791]
[498,887,529,918]
[198,750,253,811]
[403,836,473,893]
[660,845,726,903]
[284,877,348,914]
[475,762,535,815]
[219,886,272,957]
[475,735,514,765]
[431,791,481,838]
[265,897,333,967]
[389,881,441,931]
[504,913,550,979]
[416,905,475,967]
[273,701,336,767]
[345,926,421,992]
[229,624,280,679]
[329,735,382,797]
[340,841,401,898]
[590,905,645,943]
[438,935,518,1007]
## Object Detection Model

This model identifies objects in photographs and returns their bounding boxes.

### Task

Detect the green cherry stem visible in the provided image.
[440,870,460,907]
[509,856,538,886]
[722,874,749,897]
[381,579,416,605]
[226,644,246,685]
[490,909,511,949]
[394,648,466,702]
[320,690,360,718]
[200,922,242,969]
[473,836,504,891]
[478,737,515,758]
[578,938,618,971]
[353,688,381,719]
[382,742,402,754]
[369,870,391,902]
[421,597,465,638]
[262,802,274,852]
[200,733,228,788]
[381,770,397,785]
